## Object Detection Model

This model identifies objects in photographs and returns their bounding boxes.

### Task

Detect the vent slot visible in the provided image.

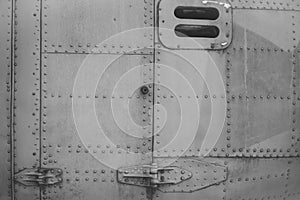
[174,6,219,20]
[175,24,219,38]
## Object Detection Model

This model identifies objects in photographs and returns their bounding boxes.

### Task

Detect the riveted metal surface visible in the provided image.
[157,0,232,50]
[153,48,227,157]
[228,48,294,97]
[40,53,154,200]
[0,0,13,199]
[13,0,42,199]
[3,0,300,199]
[292,12,300,49]
[40,0,156,197]
[211,46,295,157]
[223,158,291,200]
[286,158,300,200]
[153,1,300,157]
[229,0,300,11]
[215,10,297,156]
[232,10,296,51]
[153,158,296,200]
[154,158,227,193]
[43,0,154,54]
[291,13,300,155]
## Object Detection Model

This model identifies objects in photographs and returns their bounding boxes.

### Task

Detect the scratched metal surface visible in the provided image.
[229,0,300,11]
[153,157,300,200]
[43,0,154,54]
[154,4,299,158]
[0,0,12,199]
[1,0,300,199]
[12,0,42,199]
[152,0,300,199]
[40,53,154,200]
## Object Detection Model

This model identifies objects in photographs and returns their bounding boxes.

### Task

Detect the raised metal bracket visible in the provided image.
[118,159,228,192]
[14,168,63,187]
[117,163,192,187]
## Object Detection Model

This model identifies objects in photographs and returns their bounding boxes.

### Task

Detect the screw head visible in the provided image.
[140,86,149,95]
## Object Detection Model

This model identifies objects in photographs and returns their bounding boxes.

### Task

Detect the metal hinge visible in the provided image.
[117,163,192,187]
[14,168,63,187]
[117,159,228,192]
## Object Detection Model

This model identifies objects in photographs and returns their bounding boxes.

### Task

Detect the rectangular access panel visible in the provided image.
[0,0,300,200]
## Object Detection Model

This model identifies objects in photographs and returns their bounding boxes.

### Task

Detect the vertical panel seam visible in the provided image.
[39,0,43,199]
[10,0,15,199]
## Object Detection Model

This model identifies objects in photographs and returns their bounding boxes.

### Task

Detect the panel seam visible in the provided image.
[10,0,16,199]
[39,0,43,199]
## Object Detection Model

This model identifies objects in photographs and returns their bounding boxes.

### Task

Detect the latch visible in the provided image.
[117,163,192,187]
[118,159,228,193]
[14,168,63,186]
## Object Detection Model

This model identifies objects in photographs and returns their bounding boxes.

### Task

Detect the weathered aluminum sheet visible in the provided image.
[232,10,296,51]
[0,0,13,199]
[223,158,295,200]
[13,0,42,199]
[153,158,298,200]
[212,10,297,157]
[229,0,300,11]
[153,48,226,157]
[41,53,154,200]
[43,0,154,54]
[291,12,300,154]
[154,6,298,157]
[286,158,300,200]
[2,0,299,199]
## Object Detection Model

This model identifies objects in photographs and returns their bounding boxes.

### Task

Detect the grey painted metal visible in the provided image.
[231,10,297,51]
[153,158,299,200]
[152,0,300,199]
[210,9,299,157]
[40,0,156,199]
[154,4,299,158]
[40,54,154,200]
[286,158,300,199]
[43,0,154,54]
[291,12,300,155]
[12,0,42,199]
[229,0,300,11]
[1,0,300,199]
[0,0,13,199]
[153,48,226,157]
